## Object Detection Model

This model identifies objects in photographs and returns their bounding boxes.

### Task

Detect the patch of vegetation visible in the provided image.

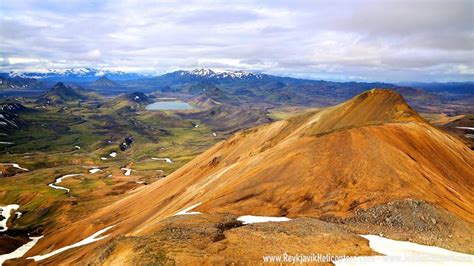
[0,96,223,235]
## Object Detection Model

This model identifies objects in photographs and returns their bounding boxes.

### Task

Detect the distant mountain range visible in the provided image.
[2,68,473,91]
[0,74,43,90]
[169,68,267,81]
[4,68,146,82]
[1,68,472,112]
[398,81,474,94]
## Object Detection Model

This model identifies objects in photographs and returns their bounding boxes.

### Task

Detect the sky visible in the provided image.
[0,0,473,82]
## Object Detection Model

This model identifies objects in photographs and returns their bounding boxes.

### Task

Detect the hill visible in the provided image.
[0,74,43,90]
[23,89,474,264]
[181,81,223,94]
[438,114,474,150]
[0,101,31,113]
[103,92,154,111]
[185,86,270,132]
[190,84,238,107]
[36,82,88,104]
[0,102,31,134]
[89,76,119,89]
[120,92,152,104]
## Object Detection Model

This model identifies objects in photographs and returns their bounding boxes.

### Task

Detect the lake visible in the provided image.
[145,101,195,110]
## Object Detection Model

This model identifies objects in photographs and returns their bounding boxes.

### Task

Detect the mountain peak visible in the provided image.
[284,89,424,138]
[346,88,421,123]
[354,88,406,102]
[177,68,265,80]
[97,75,111,80]
[51,82,68,90]
[90,75,118,88]
[190,68,216,76]
[37,82,87,104]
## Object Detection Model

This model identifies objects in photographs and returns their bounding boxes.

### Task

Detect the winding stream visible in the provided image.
[48,174,82,193]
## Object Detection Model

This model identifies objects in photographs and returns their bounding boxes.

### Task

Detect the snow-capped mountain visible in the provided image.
[174,69,267,80]
[6,68,145,82]
[3,68,268,84]
[0,73,43,90]
[139,68,296,90]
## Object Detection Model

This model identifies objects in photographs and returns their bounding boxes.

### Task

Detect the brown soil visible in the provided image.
[20,89,474,264]
[0,235,29,254]
[87,214,375,265]
[322,199,474,253]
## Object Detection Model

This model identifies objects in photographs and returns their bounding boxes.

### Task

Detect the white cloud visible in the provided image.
[0,0,473,82]
[7,57,42,64]
[84,49,102,60]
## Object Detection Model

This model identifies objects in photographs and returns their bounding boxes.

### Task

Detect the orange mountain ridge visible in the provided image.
[25,89,474,263]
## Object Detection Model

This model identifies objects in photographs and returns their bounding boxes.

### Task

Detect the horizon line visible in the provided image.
[1,67,473,84]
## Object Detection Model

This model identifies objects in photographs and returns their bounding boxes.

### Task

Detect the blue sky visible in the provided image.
[0,0,473,82]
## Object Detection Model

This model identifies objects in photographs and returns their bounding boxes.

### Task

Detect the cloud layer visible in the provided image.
[1,0,473,82]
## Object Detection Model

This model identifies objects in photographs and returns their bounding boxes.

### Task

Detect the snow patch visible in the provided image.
[174,202,202,216]
[89,168,101,174]
[121,168,132,176]
[0,142,14,145]
[100,157,108,160]
[27,225,115,262]
[333,234,474,266]
[212,132,217,137]
[0,204,19,232]
[237,215,291,224]
[151,157,173,163]
[456,127,474,131]
[0,236,43,265]
[109,152,117,157]
[0,163,29,171]
[74,146,81,150]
